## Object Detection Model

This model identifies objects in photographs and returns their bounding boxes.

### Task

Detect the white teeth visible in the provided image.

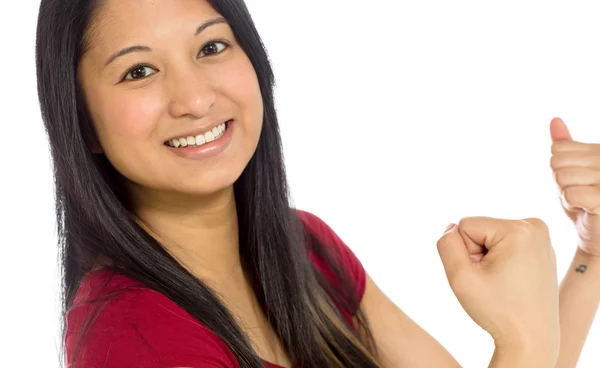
[167,122,228,148]
[195,134,206,145]
[205,131,215,143]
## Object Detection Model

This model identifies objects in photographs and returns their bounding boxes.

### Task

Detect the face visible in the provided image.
[78,0,264,203]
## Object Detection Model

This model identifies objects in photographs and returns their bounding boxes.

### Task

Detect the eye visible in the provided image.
[122,65,157,82]
[198,41,229,58]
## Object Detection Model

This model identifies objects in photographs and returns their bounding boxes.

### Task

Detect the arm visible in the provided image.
[302,211,559,367]
[361,274,559,368]
[488,345,558,368]
[297,211,461,367]
[555,248,600,368]
[360,274,461,367]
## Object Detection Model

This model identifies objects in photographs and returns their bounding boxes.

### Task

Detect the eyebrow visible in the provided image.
[104,17,229,67]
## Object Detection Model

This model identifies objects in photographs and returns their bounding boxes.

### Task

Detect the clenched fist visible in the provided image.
[437,217,560,360]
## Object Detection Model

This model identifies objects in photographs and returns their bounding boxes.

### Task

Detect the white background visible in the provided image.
[1,0,600,367]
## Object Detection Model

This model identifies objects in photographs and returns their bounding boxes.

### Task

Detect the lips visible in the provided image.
[163,119,233,146]
[166,120,229,148]
[165,119,235,160]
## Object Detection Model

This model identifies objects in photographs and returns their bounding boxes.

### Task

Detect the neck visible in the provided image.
[130,184,242,282]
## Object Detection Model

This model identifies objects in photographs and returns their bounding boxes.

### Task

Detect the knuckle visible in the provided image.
[527,217,548,229]
[511,219,533,235]
[550,155,561,171]
[457,217,469,228]
[457,216,482,229]
[436,232,453,254]
[554,169,568,187]
[437,230,457,251]
[523,217,550,236]
[508,218,547,241]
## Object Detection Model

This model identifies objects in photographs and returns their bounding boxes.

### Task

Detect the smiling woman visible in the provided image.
[28,0,600,366]
[35,0,383,367]
[77,6,265,197]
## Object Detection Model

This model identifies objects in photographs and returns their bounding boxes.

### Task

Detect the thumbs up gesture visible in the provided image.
[550,117,600,258]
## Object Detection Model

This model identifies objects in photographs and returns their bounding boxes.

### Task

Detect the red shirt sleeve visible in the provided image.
[297,210,367,311]
[65,273,238,368]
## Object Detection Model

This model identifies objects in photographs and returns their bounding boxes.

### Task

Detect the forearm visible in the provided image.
[489,343,558,368]
[556,248,600,368]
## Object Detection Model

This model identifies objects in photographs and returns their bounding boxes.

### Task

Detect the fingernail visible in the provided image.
[444,223,457,233]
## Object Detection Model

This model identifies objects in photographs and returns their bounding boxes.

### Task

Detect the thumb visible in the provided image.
[437,224,472,281]
[550,117,572,142]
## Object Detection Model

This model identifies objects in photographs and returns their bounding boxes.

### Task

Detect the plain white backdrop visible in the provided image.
[1,0,600,367]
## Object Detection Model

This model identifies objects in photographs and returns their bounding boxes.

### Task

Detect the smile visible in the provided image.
[165,120,230,149]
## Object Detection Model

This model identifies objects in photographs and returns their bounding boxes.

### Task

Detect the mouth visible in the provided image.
[164,120,233,148]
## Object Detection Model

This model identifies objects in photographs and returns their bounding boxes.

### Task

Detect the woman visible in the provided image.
[35,0,600,367]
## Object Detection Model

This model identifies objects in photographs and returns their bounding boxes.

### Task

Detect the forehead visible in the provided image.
[87,0,222,48]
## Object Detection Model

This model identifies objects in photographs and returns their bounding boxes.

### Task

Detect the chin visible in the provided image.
[178,166,244,197]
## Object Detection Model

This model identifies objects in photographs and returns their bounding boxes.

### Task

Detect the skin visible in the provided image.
[360,119,600,368]
[362,217,561,368]
[78,0,288,365]
[79,0,263,279]
[550,118,600,368]
[78,0,600,366]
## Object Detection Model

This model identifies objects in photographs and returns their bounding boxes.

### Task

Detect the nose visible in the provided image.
[166,67,216,119]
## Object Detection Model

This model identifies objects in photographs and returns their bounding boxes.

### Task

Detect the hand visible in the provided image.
[550,117,600,258]
[437,217,560,354]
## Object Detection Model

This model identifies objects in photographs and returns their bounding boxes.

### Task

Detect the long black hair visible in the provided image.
[35,0,380,366]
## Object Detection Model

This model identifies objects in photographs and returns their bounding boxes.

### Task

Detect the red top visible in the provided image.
[65,210,367,367]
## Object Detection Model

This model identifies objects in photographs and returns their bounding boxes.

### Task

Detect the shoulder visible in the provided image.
[296,209,355,256]
[296,209,338,240]
[296,209,367,307]
[65,270,237,368]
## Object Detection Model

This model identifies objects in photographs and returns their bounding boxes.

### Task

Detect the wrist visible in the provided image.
[493,333,559,367]
[491,343,559,368]
[576,246,600,264]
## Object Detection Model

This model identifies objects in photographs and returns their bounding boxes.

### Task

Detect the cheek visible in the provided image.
[89,88,166,186]
[220,59,264,125]
[94,89,164,148]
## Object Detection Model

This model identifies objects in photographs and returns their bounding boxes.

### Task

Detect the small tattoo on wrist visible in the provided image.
[575,264,588,273]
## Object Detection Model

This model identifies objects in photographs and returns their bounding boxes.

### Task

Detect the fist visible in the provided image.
[437,217,560,349]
